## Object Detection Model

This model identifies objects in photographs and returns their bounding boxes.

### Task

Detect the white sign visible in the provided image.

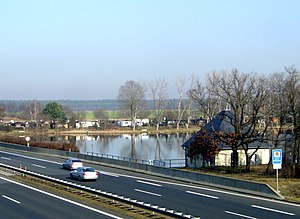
[25,136,30,142]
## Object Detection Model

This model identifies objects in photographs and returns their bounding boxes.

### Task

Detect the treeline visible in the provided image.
[0,99,179,112]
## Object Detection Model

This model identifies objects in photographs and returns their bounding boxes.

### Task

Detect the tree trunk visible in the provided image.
[231,148,239,173]
[245,150,251,173]
[202,155,206,168]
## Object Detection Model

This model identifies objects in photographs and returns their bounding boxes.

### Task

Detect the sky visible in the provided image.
[1,0,300,100]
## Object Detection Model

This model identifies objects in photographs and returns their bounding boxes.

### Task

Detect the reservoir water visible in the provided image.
[77,133,191,158]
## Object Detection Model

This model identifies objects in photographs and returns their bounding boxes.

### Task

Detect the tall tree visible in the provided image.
[26,100,41,121]
[94,109,109,129]
[42,102,67,123]
[265,72,287,173]
[148,78,168,130]
[188,74,221,122]
[283,66,300,173]
[0,104,6,119]
[117,80,146,131]
[208,69,270,172]
[175,76,189,130]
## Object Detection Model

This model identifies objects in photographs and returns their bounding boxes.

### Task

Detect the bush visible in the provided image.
[0,125,13,132]
[0,135,79,152]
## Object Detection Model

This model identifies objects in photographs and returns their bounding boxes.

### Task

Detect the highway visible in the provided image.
[0,146,299,219]
[0,176,122,219]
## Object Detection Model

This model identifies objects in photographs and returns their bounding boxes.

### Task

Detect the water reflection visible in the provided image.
[74,133,192,161]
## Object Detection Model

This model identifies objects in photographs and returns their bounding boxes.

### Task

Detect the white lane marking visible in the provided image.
[102,171,300,208]
[0,150,61,165]
[99,171,119,177]
[225,211,258,219]
[32,164,46,169]
[0,176,123,219]
[135,189,162,197]
[1,157,11,160]
[186,190,219,199]
[251,205,296,216]
[137,180,162,187]
[1,150,300,208]
[2,195,21,204]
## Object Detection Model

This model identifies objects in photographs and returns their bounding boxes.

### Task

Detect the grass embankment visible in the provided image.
[184,165,300,203]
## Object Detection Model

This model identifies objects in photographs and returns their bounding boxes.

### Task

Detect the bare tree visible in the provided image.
[265,72,287,173]
[94,109,108,121]
[26,100,41,121]
[175,76,189,131]
[118,80,146,131]
[209,69,270,172]
[148,78,168,130]
[283,66,300,174]
[94,109,109,129]
[74,111,86,121]
[0,104,6,119]
[188,73,221,122]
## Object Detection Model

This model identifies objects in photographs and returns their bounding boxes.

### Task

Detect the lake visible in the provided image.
[55,133,194,167]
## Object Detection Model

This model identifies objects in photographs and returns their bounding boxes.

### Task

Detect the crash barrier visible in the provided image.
[0,142,282,199]
[0,162,199,219]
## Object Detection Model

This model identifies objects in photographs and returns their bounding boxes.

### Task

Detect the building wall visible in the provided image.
[215,149,270,166]
[188,148,270,168]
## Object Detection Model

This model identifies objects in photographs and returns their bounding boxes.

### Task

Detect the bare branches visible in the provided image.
[118,80,147,131]
[148,78,168,130]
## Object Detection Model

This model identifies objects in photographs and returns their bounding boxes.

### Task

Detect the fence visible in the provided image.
[86,152,186,168]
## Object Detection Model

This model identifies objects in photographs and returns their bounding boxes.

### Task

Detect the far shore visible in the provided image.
[3,126,200,136]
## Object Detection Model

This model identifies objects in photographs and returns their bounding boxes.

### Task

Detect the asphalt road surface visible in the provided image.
[0,176,123,219]
[0,146,299,219]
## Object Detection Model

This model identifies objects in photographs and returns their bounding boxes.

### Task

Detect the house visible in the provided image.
[181,110,271,168]
[117,120,132,127]
[75,120,100,129]
[116,119,149,127]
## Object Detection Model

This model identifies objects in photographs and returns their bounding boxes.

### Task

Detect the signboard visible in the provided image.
[272,149,282,169]
[152,160,166,167]
[25,136,30,147]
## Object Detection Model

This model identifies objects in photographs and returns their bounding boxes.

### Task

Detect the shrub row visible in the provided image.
[0,135,79,152]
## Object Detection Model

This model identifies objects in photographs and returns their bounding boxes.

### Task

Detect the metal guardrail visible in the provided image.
[0,162,200,219]
[86,152,186,168]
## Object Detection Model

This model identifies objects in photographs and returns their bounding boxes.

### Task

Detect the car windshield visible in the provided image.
[84,168,94,172]
[72,159,81,162]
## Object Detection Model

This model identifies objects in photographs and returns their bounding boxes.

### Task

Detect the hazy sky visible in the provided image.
[1,1,299,100]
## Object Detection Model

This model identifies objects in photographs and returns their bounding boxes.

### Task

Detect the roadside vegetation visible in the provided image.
[0,135,79,152]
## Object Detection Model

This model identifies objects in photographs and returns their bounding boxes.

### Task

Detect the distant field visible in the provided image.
[84,110,122,120]
[85,111,94,119]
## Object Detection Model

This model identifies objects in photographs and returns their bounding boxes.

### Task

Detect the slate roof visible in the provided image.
[202,109,235,133]
[182,110,270,149]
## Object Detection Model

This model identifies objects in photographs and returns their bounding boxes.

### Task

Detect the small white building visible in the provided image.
[182,110,272,168]
[117,120,132,127]
[117,119,149,127]
[76,120,99,129]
